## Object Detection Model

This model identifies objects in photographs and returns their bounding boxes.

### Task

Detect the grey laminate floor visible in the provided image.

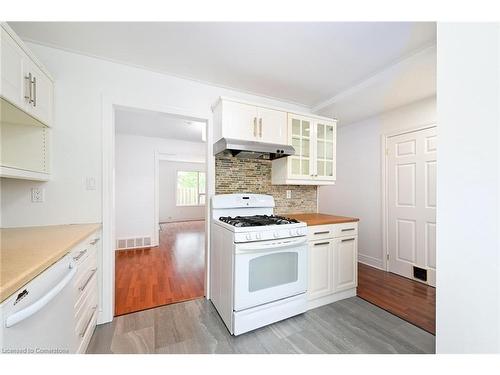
[86,297,435,354]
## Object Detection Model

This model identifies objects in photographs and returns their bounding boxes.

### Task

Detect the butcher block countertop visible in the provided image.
[0,223,101,303]
[287,213,359,226]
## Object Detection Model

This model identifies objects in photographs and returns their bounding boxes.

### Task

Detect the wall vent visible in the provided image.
[116,236,153,250]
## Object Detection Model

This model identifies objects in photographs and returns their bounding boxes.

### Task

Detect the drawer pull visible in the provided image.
[79,268,97,292]
[90,238,100,245]
[313,231,330,235]
[73,249,87,261]
[341,238,355,242]
[341,228,355,232]
[314,241,330,246]
[79,305,97,338]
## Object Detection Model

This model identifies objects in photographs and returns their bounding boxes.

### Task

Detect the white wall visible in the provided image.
[318,96,436,269]
[0,43,309,228]
[436,23,500,354]
[159,161,205,223]
[115,134,205,243]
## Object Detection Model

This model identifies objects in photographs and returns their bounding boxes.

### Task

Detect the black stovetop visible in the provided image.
[218,215,299,227]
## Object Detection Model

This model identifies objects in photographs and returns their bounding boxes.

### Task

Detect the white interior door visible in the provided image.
[387,126,436,286]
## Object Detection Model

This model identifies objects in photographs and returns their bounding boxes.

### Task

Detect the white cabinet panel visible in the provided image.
[257,106,287,144]
[1,28,26,109]
[25,60,53,126]
[334,237,358,292]
[221,100,257,142]
[307,239,333,300]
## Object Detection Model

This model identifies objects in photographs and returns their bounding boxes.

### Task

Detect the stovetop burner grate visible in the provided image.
[219,215,299,227]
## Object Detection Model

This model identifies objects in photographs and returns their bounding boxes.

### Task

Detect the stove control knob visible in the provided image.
[296,229,301,236]
[273,232,279,238]
[256,233,262,240]
[246,234,252,241]
[289,229,294,236]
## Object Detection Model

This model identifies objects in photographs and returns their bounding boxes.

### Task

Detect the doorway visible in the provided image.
[113,106,207,316]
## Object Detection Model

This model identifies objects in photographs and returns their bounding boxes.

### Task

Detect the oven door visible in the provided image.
[234,236,307,312]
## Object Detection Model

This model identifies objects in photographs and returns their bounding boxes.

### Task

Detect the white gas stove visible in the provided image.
[210,194,308,336]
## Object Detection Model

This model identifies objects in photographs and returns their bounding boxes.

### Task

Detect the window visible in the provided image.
[176,171,206,206]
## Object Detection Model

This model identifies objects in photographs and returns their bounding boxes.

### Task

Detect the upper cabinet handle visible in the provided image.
[24,73,33,103]
[259,118,263,138]
[253,117,258,137]
[32,76,37,107]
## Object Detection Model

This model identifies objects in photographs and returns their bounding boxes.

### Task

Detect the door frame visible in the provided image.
[154,153,206,239]
[101,94,214,325]
[381,123,436,272]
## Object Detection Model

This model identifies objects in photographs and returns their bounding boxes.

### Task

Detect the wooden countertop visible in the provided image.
[287,213,359,226]
[0,223,101,303]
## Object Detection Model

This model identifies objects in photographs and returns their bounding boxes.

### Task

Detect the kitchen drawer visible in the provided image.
[308,224,335,241]
[307,222,358,240]
[74,265,97,314]
[70,234,100,266]
[332,222,358,238]
[75,295,98,354]
[74,278,98,337]
[73,245,97,285]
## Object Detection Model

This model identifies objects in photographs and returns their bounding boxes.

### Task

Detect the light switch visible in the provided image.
[86,177,96,191]
[31,188,45,203]
[286,190,292,199]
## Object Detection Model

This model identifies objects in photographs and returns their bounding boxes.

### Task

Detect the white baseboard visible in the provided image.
[358,253,385,270]
[307,288,357,311]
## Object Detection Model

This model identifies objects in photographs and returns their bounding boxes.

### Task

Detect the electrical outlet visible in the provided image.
[286,190,292,199]
[31,188,44,203]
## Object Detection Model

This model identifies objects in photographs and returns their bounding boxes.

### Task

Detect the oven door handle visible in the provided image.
[235,238,307,254]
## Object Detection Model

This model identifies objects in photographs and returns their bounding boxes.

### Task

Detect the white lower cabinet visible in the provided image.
[307,223,358,310]
[308,239,334,300]
[70,232,101,353]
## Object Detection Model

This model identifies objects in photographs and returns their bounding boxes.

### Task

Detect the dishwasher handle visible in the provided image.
[5,264,77,328]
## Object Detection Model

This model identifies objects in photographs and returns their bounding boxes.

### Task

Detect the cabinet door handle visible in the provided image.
[24,73,33,103]
[79,305,97,338]
[313,231,330,235]
[341,238,355,242]
[73,249,88,261]
[341,228,355,232]
[32,76,37,107]
[79,268,97,292]
[259,118,263,137]
[314,241,330,246]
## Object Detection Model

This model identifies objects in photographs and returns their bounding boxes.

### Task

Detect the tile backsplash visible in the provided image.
[215,153,317,214]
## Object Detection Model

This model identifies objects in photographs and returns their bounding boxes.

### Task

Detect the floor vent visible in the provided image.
[413,266,428,282]
[116,236,152,250]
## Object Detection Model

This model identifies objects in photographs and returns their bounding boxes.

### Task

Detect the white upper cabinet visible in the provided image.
[272,113,336,185]
[213,98,287,144]
[1,23,53,181]
[1,24,54,127]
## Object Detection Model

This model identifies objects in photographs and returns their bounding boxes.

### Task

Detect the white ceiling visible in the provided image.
[9,22,436,108]
[114,106,206,143]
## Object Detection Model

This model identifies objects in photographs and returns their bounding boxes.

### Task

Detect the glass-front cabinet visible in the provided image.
[272,113,336,185]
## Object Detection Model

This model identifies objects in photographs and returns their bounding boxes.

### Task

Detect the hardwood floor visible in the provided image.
[87,297,435,354]
[357,263,436,334]
[115,221,205,316]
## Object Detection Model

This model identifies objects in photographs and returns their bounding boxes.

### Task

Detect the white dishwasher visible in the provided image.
[0,254,76,354]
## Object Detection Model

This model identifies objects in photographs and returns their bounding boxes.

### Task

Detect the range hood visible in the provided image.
[213,138,295,160]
